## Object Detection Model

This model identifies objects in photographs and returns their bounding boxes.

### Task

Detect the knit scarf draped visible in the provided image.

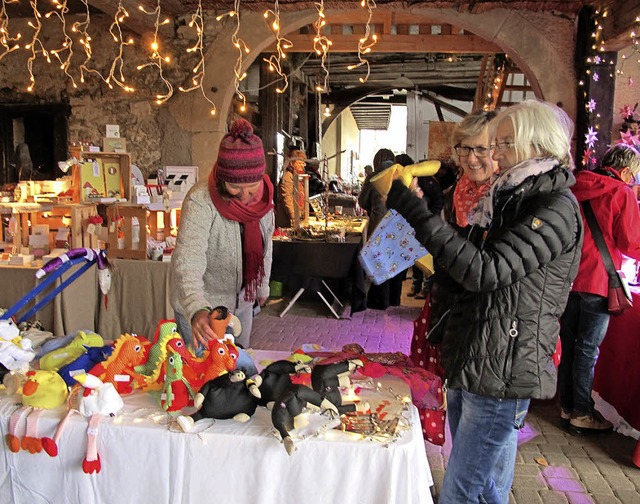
[468,157,558,227]
[208,168,274,302]
[452,174,493,227]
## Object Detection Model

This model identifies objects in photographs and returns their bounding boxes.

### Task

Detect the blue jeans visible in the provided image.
[440,389,530,504]
[558,292,610,416]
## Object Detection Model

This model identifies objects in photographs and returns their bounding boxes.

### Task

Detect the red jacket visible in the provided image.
[571,169,640,297]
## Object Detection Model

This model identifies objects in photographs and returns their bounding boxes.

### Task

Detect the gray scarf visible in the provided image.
[469,158,558,227]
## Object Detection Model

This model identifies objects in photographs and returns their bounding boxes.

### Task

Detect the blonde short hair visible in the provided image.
[493,100,574,169]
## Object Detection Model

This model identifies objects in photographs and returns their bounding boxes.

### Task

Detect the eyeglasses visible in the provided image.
[494,142,514,152]
[454,145,492,158]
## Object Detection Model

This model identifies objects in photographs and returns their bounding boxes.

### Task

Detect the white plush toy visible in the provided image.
[0,318,35,374]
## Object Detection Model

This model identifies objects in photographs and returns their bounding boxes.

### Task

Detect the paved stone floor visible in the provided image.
[251,278,640,503]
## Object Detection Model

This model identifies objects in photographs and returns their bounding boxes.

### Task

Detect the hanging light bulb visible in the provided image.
[323,104,331,117]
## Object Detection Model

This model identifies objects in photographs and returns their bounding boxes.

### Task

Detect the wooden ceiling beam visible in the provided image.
[269,34,501,53]
[87,0,166,35]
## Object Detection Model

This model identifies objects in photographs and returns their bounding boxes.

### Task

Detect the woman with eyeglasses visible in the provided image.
[388,100,583,503]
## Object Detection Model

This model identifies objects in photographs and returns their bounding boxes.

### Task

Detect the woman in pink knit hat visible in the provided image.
[170,118,275,351]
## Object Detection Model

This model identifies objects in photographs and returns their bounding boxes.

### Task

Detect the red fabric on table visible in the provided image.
[593,287,640,431]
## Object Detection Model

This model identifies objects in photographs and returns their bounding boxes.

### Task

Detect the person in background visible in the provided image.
[359,148,395,237]
[363,164,373,178]
[396,153,446,299]
[170,118,274,351]
[387,100,582,503]
[275,146,307,228]
[358,148,401,310]
[305,160,326,198]
[558,144,640,433]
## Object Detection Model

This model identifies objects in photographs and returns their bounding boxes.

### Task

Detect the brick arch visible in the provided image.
[176,8,575,173]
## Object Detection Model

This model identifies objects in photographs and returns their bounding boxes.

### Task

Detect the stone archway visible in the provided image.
[169,7,576,175]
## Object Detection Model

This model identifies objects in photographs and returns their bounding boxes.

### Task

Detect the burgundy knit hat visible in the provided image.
[215,119,266,184]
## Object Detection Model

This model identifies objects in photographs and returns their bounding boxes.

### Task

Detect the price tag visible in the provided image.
[87,223,96,235]
[92,160,100,177]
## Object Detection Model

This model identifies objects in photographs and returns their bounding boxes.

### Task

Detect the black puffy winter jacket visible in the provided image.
[388,164,583,400]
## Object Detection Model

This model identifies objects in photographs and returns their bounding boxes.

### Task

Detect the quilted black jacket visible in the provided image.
[388,165,583,399]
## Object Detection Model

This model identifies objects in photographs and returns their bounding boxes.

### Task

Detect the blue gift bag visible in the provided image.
[359,210,428,285]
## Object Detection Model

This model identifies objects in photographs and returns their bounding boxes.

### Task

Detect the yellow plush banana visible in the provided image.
[370,159,441,196]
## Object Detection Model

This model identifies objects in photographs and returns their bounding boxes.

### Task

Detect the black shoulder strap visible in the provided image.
[581,200,618,284]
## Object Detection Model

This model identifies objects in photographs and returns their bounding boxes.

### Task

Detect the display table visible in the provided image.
[0,350,434,504]
[0,263,98,336]
[97,258,173,340]
[271,217,368,318]
[593,286,640,431]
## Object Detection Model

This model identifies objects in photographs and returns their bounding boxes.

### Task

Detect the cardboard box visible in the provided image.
[103,137,127,153]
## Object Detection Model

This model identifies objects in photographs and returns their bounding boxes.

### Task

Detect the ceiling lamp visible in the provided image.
[391,74,415,90]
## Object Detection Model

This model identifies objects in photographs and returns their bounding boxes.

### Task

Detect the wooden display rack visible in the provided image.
[106,205,147,260]
[30,203,99,250]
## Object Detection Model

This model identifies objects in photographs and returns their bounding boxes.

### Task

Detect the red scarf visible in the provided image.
[208,168,274,302]
[452,174,492,227]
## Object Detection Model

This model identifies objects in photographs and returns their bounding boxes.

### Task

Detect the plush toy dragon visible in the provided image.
[134,320,183,391]
[159,349,195,412]
[89,334,150,394]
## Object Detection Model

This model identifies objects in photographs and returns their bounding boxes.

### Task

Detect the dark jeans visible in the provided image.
[558,292,610,416]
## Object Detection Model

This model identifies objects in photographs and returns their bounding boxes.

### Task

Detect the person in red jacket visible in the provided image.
[559,144,640,433]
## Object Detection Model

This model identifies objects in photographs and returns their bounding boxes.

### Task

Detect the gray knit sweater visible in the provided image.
[169,179,275,324]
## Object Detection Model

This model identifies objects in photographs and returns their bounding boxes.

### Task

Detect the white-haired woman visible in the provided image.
[387,100,583,503]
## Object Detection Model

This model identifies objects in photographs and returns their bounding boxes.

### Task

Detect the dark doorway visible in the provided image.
[0,103,70,185]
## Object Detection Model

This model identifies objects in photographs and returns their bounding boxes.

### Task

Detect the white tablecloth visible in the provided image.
[0,351,434,504]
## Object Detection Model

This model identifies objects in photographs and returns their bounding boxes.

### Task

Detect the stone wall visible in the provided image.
[0,13,221,177]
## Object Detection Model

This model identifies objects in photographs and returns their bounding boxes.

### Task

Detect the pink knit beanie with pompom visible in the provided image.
[215,119,266,183]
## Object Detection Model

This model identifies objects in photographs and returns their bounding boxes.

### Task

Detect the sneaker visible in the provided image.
[415,289,428,300]
[569,412,613,433]
[560,408,571,421]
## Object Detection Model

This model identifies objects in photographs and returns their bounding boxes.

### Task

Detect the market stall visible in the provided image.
[0,350,434,504]
[271,217,368,317]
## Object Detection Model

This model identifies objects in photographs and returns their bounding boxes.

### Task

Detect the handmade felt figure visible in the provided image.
[209,306,242,340]
[57,345,114,387]
[254,360,341,455]
[5,370,69,455]
[39,330,104,371]
[37,247,112,301]
[134,320,184,390]
[0,318,35,374]
[270,384,336,455]
[311,359,367,415]
[46,373,124,474]
[158,349,195,412]
[176,369,261,432]
[89,334,150,394]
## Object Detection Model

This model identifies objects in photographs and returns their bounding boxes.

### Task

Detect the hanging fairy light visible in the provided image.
[104,0,135,93]
[347,0,377,83]
[263,0,292,94]
[24,0,52,92]
[137,0,173,104]
[178,0,216,116]
[218,0,250,112]
[0,0,22,61]
[45,0,77,88]
[313,0,331,93]
[616,15,639,82]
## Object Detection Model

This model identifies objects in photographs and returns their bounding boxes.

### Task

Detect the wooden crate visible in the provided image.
[106,205,147,260]
[31,203,99,250]
[71,152,131,203]
[147,208,181,242]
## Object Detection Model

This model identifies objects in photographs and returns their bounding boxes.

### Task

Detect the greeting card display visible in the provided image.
[358,210,428,285]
